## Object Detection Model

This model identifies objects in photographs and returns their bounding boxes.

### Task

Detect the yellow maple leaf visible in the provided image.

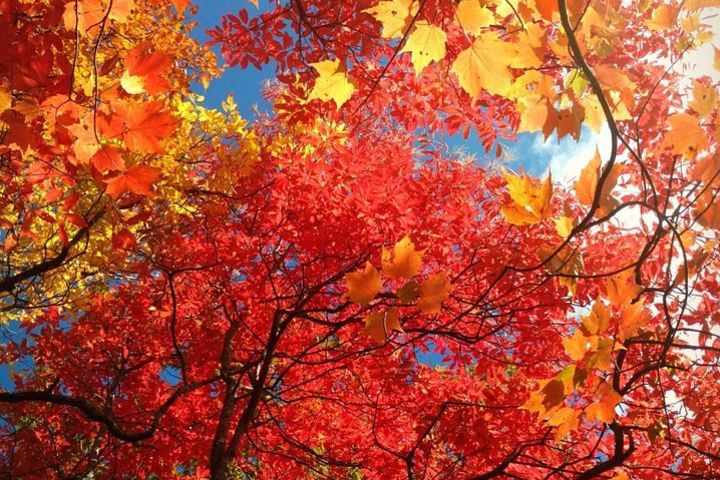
[554,215,574,239]
[646,5,677,31]
[451,32,516,98]
[363,0,419,39]
[584,382,623,424]
[455,0,493,35]
[582,95,605,133]
[417,273,453,314]
[400,22,447,74]
[501,171,553,225]
[382,235,424,279]
[345,261,382,305]
[663,113,708,158]
[606,269,641,306]
[690,80,717,117]
[364,307,403,343]
[307,59,355,109]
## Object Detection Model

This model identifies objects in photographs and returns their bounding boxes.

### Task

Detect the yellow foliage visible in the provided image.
[364,0,419,39]
[501,171,553,225]
[401,22,447,74]
[307,59,356,109]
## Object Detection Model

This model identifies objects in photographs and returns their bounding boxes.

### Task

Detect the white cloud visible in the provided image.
[529,124,613,183]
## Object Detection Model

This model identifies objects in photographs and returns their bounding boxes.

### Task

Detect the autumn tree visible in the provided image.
[0,0,719,479]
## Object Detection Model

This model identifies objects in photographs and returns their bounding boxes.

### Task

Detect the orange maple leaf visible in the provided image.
[417,273,453,314]
[382,235,424,279]
[91,146,126,173]
[364,308,403,343]
[345,262,382,305]
[104,165,162,199]
[121,42,172,95]
[115,100,177,153]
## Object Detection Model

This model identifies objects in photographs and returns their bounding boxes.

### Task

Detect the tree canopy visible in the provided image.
[0,0,719,478]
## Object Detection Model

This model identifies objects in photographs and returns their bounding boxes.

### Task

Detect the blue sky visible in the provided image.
[188,2,605,182]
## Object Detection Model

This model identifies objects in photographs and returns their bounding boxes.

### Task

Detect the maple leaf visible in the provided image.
[417,273,453,314]
[66,119,99,165]
[534,0,558,21]
[451,33,516,98]
[500,171,553,225]
[455,0,493,36]
[689,80,717,117]
[556,365,587,395]
[115,100,177,153]
[585,337,617,371]
[539,243,583,296]
[662,113,707,158]
[574,148,622,214]
[91,146,126,173]
[584,382,623,424]
[121,42,172,95]
[63,0,106,35]
[563,330,598,361]
[396,281,419,302]
[109,0,135,21]
[619,300,650,341]
[345,262,382,305]
[363,0,419,39]
[646,5,677,30]
[307,60,355,109]
[594,65,637,117]
[0,87,11,112]
[400,22,447,74]
[606,269,641,306]
[554,215,574,238]
[381,235,424,279]
[581,301,611,335]
[546,407,581,440]
[538,379,565,414]
[364,307,403,343]
[104,165,162,199]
